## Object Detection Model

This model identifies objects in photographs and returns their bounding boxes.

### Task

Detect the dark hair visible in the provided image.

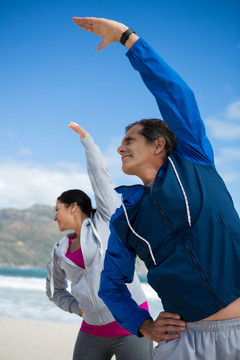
[57,189,96,217]
[125,118,177,155]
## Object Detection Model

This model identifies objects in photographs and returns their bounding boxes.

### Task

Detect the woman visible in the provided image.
[46,122,153,360]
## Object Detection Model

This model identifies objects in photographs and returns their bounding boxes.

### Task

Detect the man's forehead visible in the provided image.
[122,124,143,141]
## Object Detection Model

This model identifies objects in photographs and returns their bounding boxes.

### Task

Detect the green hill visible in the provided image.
[0,205,147,274]
[0,205,60,268]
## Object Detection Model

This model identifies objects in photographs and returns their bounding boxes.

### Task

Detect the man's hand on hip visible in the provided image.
[139,312,186,342]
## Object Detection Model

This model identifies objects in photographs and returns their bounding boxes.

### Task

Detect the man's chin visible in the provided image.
[122,165,135,176]
[122,164,129,174]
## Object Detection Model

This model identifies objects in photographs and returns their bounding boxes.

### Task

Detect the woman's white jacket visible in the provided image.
[46,136,146,326]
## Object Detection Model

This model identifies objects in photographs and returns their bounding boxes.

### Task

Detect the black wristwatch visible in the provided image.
[120,28,136,46]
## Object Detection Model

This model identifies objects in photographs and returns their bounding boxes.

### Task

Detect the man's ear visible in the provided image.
[154,137,166,155]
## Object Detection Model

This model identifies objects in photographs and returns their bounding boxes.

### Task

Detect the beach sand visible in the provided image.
[0,317,80,360]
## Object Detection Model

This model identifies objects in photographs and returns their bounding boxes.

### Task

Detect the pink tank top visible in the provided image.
[66,234,149,337]
[65,235,85,268]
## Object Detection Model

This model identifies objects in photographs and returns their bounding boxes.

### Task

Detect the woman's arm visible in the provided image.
[69,122,118,220]
[46,249,79,315]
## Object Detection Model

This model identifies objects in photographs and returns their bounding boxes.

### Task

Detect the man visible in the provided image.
[72,17,240,359]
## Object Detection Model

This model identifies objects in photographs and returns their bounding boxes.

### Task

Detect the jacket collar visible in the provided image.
[115,159,169,204]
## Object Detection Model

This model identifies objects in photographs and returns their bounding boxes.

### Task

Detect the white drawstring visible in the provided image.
[120,157,192,266]
[168,156,192,227]
[121,196,157,266]
[89,219,104,257]
[50,244,56,299]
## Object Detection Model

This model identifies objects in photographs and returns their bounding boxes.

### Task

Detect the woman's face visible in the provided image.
[54,200,75,231]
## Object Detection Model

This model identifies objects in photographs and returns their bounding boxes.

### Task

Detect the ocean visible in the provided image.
[0,267,163,324]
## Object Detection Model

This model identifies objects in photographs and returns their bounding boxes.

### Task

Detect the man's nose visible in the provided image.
[54,215,57,221]
[117,144,125,154]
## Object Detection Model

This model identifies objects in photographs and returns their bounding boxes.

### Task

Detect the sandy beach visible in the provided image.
[0,317,80,360]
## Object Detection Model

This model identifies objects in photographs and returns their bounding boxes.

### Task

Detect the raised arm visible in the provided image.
[126,40,214,165]
[69,122,118,220]
[72,17,214,165]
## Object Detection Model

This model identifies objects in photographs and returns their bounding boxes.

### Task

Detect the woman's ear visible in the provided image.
[154,137,166,155]
[70,202,78,214]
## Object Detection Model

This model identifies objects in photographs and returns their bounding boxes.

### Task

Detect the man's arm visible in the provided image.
[126,39,214,165]
[139,312,186,342]
[72,17,214,165]
[99,220,151,336]
[99,218,186,340]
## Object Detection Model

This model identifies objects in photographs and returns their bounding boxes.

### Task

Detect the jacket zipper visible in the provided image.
[83,270,104,325]
[81,249,105,326]
[150,192,223,311]
[59,245,105,325]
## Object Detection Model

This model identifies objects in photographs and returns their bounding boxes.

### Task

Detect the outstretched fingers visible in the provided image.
[72,17,94,33]
[72,17,129,51]
[69,122,89,139]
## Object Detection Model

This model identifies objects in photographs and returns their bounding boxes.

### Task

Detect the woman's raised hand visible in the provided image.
[69,122,90,139]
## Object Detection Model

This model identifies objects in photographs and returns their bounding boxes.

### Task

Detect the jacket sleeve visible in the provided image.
[126,38,214,165]
[81,135,118,221]
[98,218,152,336]
[46,249,79,315]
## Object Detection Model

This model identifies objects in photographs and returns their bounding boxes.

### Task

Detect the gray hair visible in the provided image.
[125,118,177,155]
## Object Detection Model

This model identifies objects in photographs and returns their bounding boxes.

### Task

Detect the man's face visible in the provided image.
[117,125,156,177]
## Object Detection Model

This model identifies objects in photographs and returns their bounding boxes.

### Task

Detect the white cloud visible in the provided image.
[215,147,240,167]
[0,160,92,209]
[222,172,240,183]
[225,100,240,121]
[205,99,240,139]
[206,118,240,139]
[218,147,240,159]
[17,148,32,157]
[0,135,141,209]
[0,129,15,137]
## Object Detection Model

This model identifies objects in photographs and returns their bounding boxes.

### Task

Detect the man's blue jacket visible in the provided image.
[98,38,240,336]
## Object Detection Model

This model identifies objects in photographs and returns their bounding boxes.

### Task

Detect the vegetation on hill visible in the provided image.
[0,205,60,268]
[0,205,147,274]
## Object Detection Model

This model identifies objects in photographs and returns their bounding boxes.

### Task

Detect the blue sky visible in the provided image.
[0,0,240,212]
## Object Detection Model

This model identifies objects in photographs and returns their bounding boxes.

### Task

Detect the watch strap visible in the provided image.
[120,28,136,45]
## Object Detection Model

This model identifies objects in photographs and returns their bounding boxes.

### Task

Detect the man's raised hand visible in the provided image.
[72,17,131,51]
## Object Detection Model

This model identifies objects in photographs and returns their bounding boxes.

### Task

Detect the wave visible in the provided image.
[0,274,159,300]
[0,275,46,291]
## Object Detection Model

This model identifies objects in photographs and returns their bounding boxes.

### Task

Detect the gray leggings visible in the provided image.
[73,330,153,360]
